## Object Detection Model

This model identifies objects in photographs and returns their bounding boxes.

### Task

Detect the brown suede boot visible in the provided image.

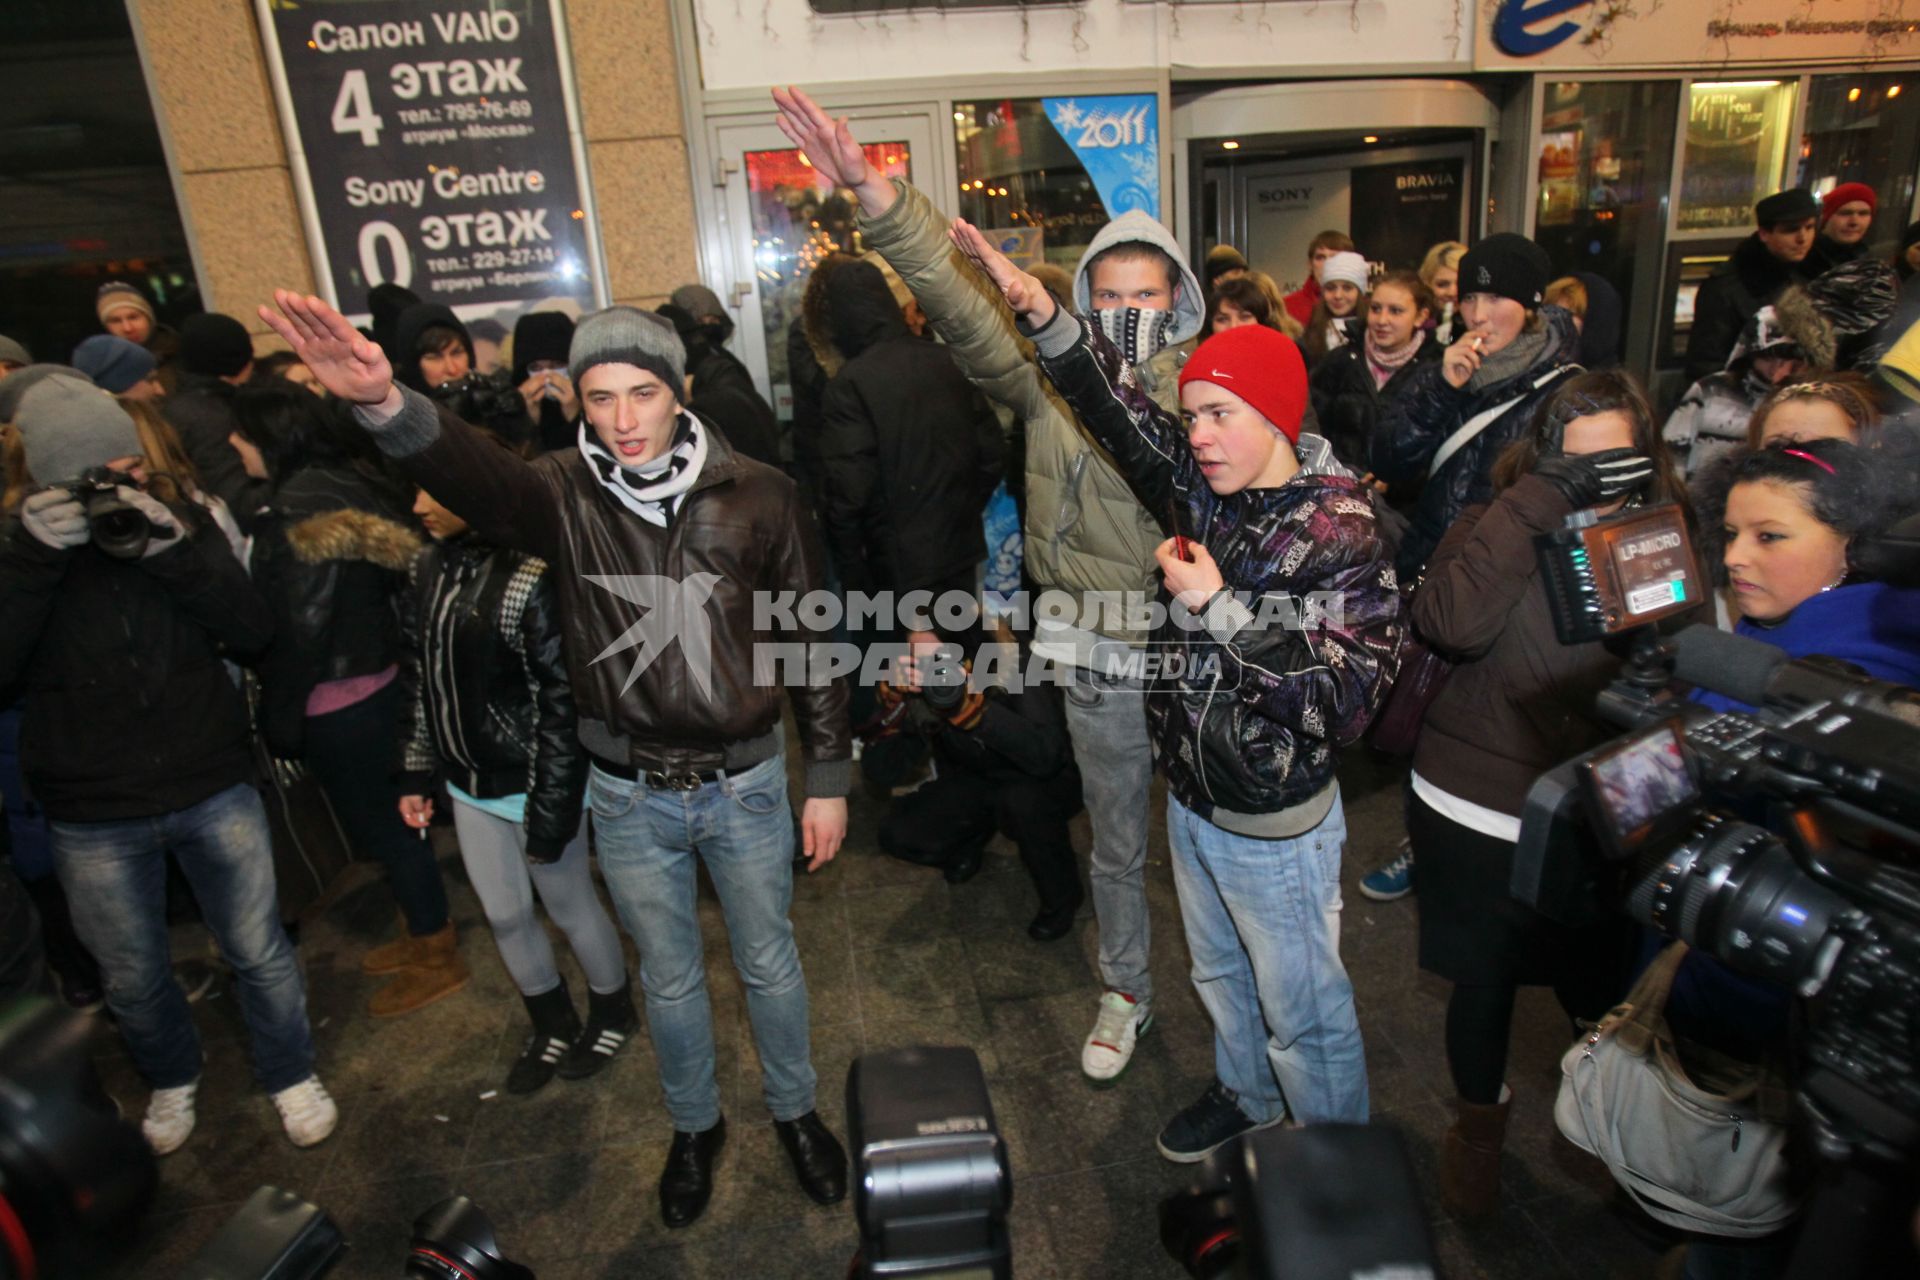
[368,924,469,1018]
[1439,1090,1511,1221]
[360,914,419,976]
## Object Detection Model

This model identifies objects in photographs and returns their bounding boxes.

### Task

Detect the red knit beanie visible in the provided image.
[1177,325,1308,442]
[1822,182,1877,221]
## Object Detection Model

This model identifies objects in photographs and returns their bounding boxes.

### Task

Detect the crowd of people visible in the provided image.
[2,81,1918,1275]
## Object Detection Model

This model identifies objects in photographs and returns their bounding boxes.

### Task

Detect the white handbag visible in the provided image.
[1553,942,1801,1238]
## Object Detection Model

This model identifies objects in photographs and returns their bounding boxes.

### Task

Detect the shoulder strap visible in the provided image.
[1428,363,1583,480]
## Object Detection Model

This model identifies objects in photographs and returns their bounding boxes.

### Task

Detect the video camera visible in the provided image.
[1511,501,1920,1157]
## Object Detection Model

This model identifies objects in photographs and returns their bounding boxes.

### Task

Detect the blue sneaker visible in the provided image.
[1359,839,1414,902]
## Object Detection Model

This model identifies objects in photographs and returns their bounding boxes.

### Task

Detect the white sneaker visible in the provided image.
[143,1080,199,1155]
[1081,989,1153,1084]
[272,1076,339,1148]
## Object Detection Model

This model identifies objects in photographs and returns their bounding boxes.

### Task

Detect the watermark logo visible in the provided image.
[584,573,721,695]
[581,578,1350,694]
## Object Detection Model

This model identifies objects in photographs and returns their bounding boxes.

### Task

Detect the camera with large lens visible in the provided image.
[428,371,529,436]
[68,465,155,558]
[1516,503,1920,1160]
[0,999,158,1280]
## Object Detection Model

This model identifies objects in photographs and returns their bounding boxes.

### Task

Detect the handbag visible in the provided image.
[1366,578,1451,757]
[1553,942,1800,1238]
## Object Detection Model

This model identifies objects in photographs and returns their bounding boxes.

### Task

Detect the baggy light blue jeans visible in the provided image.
[586,752,814,1131]
[50,783,315,1092]
[1166,791,1369,1125]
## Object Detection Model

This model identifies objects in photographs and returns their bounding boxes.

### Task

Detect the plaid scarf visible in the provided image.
[578,411,707,527]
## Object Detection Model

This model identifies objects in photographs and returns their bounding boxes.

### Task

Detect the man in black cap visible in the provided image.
[655,302,783,469]
[1684,188,1823,382]
[167,312,272,530]
[511,309,578,452]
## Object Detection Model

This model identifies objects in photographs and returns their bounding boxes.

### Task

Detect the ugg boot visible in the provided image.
[1439,1087,1511,1221]
[557,979,639,1080]
[367,923,469,1018]
[507,983,583,1095]
[360,912,419,976]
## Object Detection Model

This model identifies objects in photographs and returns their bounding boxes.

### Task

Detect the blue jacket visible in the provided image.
[1695,581,1920,714]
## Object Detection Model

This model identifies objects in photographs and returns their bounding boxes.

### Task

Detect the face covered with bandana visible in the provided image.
[1087,251,1178,367]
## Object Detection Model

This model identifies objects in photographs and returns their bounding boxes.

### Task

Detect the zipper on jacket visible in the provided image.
[1194,666,1220,803]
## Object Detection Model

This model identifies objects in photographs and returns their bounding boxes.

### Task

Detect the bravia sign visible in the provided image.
[256,0,603,322]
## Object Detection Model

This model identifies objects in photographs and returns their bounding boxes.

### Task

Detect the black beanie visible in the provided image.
[179,312,254,378]
[1754,188,1818,228]
[1457,233,1552,308]
[511,309,576,383]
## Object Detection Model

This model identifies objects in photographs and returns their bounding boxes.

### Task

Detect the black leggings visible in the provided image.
[1445,965,1623,1104]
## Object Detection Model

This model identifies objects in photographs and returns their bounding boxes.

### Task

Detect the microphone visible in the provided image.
[1670,624,1788,708]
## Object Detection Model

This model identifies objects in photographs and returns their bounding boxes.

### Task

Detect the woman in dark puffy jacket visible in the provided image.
[245,388,466,1017]
[1369,234,1582,581]
[399,475,635,1094]
[1404,369,1687,1222]
[1309,269,1441,479]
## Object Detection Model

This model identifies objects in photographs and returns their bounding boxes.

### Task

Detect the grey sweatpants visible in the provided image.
[449,799,626,997]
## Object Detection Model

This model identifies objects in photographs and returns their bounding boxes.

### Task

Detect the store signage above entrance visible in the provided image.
[1477,0,1920,68]
[1042,95,1160,220]
[255,0,604,325]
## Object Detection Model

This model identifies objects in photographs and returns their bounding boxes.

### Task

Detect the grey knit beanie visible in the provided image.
[9,370,142,485]
[0,335,30,368]
[569,306,686,402]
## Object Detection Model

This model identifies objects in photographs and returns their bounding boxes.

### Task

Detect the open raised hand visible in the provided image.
[948,219,1056,329]
[771,86,896,217]
[257,289,396,406]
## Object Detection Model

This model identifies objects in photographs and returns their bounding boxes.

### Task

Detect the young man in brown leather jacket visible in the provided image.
[261,292,852,1231]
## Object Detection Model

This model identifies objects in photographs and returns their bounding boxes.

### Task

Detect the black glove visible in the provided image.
[1532,448,1654,508]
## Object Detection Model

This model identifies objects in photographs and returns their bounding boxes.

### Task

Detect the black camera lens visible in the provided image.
[1626,818,1853,988]
[1158,1152,1241,1280]
[84,491,153,558]
[407,1196,534,1280]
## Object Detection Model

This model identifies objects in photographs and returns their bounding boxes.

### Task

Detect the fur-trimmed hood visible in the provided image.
[1775,258,1901,371]
[285,507,422,570]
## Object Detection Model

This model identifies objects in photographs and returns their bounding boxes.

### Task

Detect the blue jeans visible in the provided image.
[587,752,814,1131]
[49,783,315,1093]
[1167,792,1368,1125]
[1061,666,1155,1005]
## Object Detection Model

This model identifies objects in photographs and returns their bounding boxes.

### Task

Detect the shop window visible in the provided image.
[0,0,201,362]
[743,142,913,413]
[1677,80,1798,233]
[1799,74,1920,256]
[1533,80,1679,365]
[954,95,1161,273]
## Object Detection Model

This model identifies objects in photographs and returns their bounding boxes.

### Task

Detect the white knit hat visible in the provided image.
[1317,251,1370,291]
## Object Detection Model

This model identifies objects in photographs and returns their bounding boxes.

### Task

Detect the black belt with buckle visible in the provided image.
[589,754,721,792]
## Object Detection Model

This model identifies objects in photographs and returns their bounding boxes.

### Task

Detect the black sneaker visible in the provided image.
[1155,1080,1284,1163]
[558,980,639,1080]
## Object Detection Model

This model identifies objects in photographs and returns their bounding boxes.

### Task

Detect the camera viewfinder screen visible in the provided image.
[1586,723,1697,852]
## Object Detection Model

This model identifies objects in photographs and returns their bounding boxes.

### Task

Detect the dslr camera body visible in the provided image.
[66,465,158,558]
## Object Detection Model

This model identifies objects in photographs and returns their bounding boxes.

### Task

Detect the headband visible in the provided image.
[1781,447,1838,475]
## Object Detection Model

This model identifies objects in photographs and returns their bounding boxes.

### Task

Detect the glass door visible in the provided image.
[714,112,939,417]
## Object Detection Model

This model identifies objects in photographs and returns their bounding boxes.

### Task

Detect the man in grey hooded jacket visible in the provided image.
[776,86,1201,1085]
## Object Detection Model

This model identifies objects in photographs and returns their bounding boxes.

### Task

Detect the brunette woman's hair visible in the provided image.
[1369,270,1436,321]
[1692,436,1915,585]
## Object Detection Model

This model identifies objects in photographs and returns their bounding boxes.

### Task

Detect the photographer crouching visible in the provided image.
[0,370,335,1156]
[875,627,1086,942]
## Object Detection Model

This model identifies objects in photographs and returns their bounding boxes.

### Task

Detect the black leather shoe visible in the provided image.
[943,847,985,885]
[774,1111,847,1205]
[1028,897,1082,942]
[658,1116,726,1228]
